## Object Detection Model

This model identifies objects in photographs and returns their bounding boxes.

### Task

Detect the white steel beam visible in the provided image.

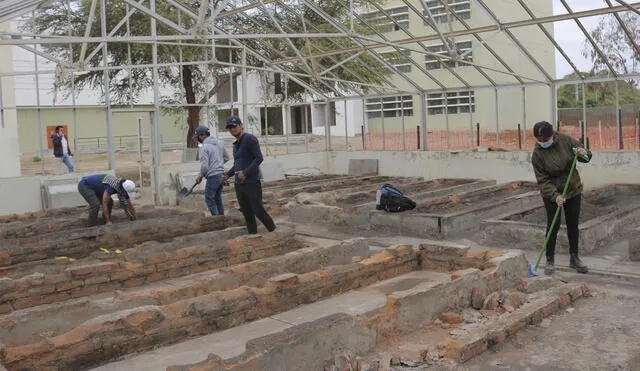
[78,0,98,68]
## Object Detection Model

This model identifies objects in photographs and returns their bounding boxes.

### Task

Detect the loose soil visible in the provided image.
[415,183,538,214]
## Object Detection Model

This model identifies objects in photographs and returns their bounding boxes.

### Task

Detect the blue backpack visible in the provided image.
[376,184,416,212]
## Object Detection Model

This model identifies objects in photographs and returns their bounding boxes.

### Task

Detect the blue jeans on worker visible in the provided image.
[61,153,75,172]
[204,174,224,215]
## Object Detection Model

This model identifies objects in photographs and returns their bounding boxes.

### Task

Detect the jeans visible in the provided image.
[543,193,581,259]
[61,153,74,172]
[78,183,112,226]
[204,174,224,216]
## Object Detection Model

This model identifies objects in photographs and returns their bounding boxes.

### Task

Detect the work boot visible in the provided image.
[544,256,555,275]
[570,253,589,274]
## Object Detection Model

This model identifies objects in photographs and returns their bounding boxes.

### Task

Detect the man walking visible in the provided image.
[77,174,137,226]
[223,116,276,234]
[51,125,74,172]
[193,125,229,215]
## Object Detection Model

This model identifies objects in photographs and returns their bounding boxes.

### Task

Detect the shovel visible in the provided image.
[178,183,198,201]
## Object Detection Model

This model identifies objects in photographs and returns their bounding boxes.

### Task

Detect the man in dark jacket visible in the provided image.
[51,126,74,172]
[531,121,591,275]
[223,116,276,234]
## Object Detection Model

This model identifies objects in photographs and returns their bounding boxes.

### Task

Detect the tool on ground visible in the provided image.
[178,182,198,201]
[528,149,580,277]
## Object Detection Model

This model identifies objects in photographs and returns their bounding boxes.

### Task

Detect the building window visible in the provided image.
[381,50,412,73]
[365,95,414,119]
[423,0,471,25]
[362,6,409,33]
[425,40,472,70]
[427,91,475,115]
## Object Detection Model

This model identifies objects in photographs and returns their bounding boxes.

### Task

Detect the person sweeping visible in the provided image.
[531,121,592,275]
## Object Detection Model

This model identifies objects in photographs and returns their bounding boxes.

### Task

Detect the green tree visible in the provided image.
[582,11,639,76]
[557,71,640,108]
[26,0,386,147]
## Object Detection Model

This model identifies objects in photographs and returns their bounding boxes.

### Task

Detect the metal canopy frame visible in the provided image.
[0,0,639,168]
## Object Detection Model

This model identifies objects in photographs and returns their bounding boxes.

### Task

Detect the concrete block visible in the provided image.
[40,178,84,209]
[348,159,378,176]
[260,162,285,182]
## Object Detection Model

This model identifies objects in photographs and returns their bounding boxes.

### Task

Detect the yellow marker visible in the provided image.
[55,256,68,260]
[115,249,122,254]
[69,258,76,262]
[100,248,111,254]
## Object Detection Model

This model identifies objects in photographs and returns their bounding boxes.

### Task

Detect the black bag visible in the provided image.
[376,184,416,213]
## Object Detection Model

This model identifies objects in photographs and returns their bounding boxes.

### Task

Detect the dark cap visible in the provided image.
[532,121,554,138]
[226,116,242,128]
[192,125,210,140]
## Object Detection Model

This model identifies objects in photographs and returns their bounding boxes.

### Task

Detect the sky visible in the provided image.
[552,0,608,78]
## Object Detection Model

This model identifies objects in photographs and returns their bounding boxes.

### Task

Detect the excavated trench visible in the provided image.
[0,176,610,371]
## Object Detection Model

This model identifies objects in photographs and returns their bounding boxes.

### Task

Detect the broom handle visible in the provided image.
[534,151,580,270]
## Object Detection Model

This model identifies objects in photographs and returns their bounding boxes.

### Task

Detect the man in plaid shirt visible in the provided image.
[77,174,137,226]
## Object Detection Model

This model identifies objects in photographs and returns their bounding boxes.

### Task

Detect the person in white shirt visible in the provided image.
[51,125,74,172]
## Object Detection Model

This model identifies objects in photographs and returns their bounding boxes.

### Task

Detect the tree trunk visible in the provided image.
[182,65,201,148]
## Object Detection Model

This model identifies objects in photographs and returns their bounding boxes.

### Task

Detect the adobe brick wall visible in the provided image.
[0,229,301,314]
[1,244,418,370]
[0,242,526,371]
[0,214,243,267]
[0,206,188,240]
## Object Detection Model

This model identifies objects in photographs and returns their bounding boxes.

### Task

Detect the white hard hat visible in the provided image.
[122,180,136,199]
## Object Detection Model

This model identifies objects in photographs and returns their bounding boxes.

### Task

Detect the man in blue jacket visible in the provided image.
[223,116,276,234]
[77,174,137,226]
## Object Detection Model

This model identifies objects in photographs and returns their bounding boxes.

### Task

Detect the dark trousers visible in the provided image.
[543,194,581,259]
[235,182,276,234]
[78,183,112,226]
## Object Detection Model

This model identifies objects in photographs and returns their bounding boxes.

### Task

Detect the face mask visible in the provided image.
[537,140,553,149]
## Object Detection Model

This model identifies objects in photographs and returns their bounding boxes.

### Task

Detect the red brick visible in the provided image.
[559,294,571,308]
[121,277,147,289]
[440,312,464,324]
[42,292,73,305]
[0,302,12,314]
[541,299,559,317]
[568,286,584,301]
[27,285,56,296]
[84,275,110,286]
[55,280,83,292]
[109,270,135,282]
[97,282,122,293]
[43,273,68,286]
[71,286,97,298]
[67,262,118,278]
[12,296,42,310]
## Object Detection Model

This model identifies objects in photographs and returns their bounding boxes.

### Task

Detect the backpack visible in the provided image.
[376,184,416,213]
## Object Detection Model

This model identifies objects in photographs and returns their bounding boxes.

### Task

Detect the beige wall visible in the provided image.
[17,106,191,153]
[0,23,21,178]
[364,0,555,133]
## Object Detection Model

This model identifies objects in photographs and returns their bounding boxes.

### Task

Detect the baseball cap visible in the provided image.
[122,180,136,199]
[226,116,242,128]
[532,121,554,138]
[192,125,210,140]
